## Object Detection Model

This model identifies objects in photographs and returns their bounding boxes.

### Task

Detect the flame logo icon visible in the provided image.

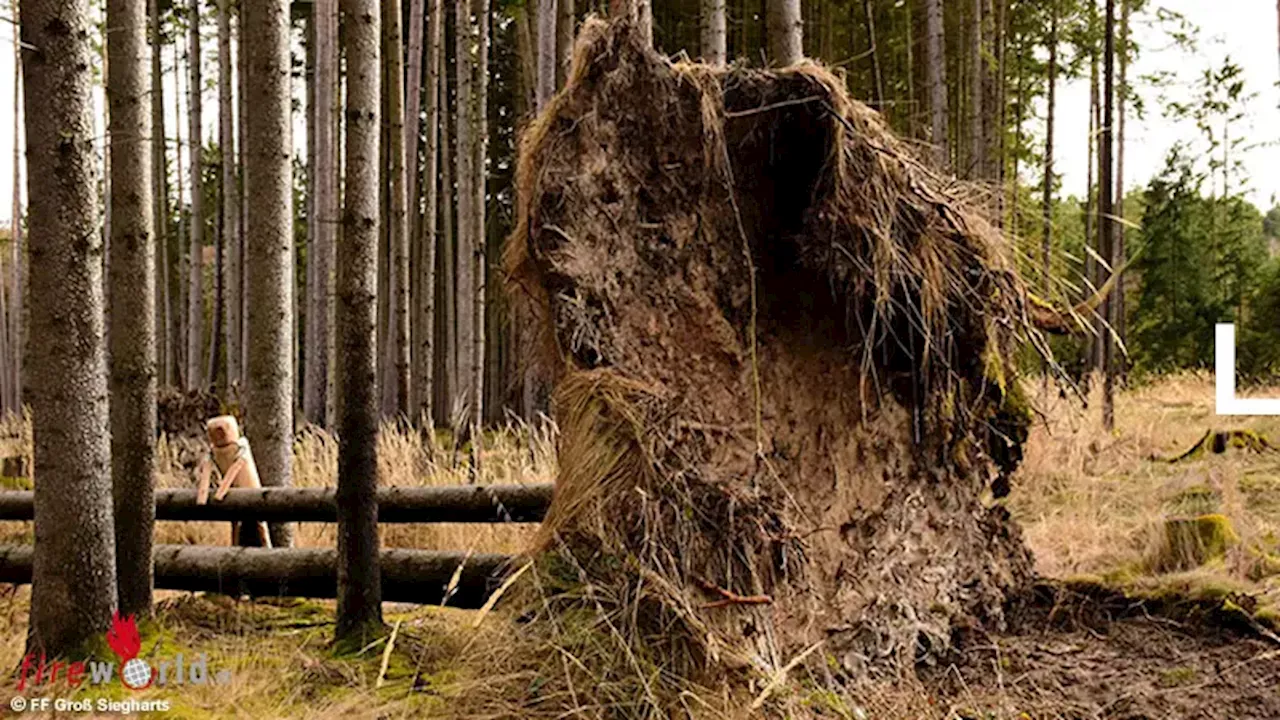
[106,612,153,690]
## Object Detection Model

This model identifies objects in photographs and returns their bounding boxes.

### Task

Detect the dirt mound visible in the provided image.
[491,17,1046,716]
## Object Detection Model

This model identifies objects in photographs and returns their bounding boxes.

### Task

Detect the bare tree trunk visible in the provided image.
[557,0,575,84]
[454,0,474,422]
[968,0,983,177]
[537,0,556,108]
[187,0,204,390]
[702,0,726,66]
[21,0,118,656]
[336,0,384,644]
[405,0,425,235]
[470,0,488,436]
[244,0,296,547]
[305,0,337,426]
[237,7,248,383]
[1087,3,1101,376]
[436,39,455,428]
[107,0,157,620]
[862,0,883,108]
[924,0,948,169]
[174,42,188,390]
[150,0,171,388]
[1115,0,1129,375]
[9,8,22,414]
[221,0,242,392]
[1040,3,1057,296]
[766,0,802,66]
[1100,0,1116,431]
[416,0,441,425]
[386,0,411,416]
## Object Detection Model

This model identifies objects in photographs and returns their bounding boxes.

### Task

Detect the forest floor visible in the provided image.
[0,374,1276,718]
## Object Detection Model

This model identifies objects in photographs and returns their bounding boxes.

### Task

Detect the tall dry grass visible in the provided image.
[1013,373,1280,614]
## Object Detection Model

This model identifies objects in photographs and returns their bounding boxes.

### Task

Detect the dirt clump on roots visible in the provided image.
[472,17,1047,717]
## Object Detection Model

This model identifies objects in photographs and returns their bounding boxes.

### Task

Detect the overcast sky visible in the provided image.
[0,2,1276,225]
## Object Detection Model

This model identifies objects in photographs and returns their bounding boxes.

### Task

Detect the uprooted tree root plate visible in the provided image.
[467,16,1050,718]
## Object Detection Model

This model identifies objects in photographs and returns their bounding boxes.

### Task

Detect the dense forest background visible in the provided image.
[2,0,1278,429]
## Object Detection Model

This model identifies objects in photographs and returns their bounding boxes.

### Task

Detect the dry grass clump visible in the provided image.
[1012,373,1280,620]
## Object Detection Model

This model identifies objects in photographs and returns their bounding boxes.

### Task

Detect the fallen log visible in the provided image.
[0,484,553,523]
[0,544,515,608]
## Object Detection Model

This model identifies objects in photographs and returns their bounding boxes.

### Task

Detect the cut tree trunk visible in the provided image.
[0,484,553,523]
[21,0,118,656]
[244,0,296,548]
[0,545,512,609]
[107,0,158,619]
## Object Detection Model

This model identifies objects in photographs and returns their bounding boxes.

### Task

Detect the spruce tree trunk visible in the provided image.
[1100,0,1116,431]
[925,0,948,170]
[862,0,882,108]
[556,0,574,85]
[237,8,248,386]
[8,8,22,414]
[1040,3,1057,296]
[150,0,171,388]
[220,0,242,391]
[186,0,204,390]
[537,0,556,109]
[702,0,726,66]
[1087,2,1102,377]
[174,43,188,389]
[386,0,411,416]
[305,0,337,426]
[336,0,384,643]
[416,0,441,425]
[1114,0,1129,373]
[470,0,488,435]
[766,0,802,66]
[435,38,455,428]
[968,0,983,178]
[107,0,157,620]
[244,0,295,547]
[454,0,474,422]
[22,0,118,655]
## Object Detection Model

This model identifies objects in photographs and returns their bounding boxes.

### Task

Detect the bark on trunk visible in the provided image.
[305,0,337,426]
[150,0,171,388]
[1100,0,1116,431]
[416,0,441,425]
[766,0,802,66]
[556,0,574,85]
[8,6,21,414]
[470,0,488,435]
[968,0,983,178]
[220,0,241,392]
[21,0,118,655]
[925,0,948,170]
[1040,4,1057,296]
[537,0,556,109]
[435,36,455,428]
[386,0,411,416]
[862,0,882,108]
[1114,0,1129,371]
[107,0,157,620]
[454,0,475,421]
[244,0,295,548]
[337,0,383,641]
[187,0,204,390]
[701,0,726,66]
